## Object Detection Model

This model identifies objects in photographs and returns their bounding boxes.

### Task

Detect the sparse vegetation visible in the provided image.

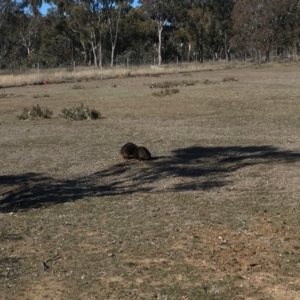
[0,93,14,98]
[32,93,50,98]
[152,88,180,97]
[1,66,300,300]
[72,84,85,90]
[203,79,212,84]
[61,103,101,120]
[149,80,198,89]
[17,104,53,120]
[223,76,238,82]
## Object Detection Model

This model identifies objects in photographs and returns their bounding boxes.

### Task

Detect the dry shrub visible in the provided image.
[72,84,85,90]
[203,79,212,84]
[149,80,198,89]
[0,93,14,98]
[223,76,238,82]
[152,88,180,97]
[61,104,101,120]
[17,104,53,120]
[32,94,50,98]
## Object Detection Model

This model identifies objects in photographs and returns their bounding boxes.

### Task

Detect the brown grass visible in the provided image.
[1,63,300,299]
[0,59,275,88]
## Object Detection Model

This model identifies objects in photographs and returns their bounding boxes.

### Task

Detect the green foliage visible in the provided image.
[61,104,101,120]
[17,104,53,120]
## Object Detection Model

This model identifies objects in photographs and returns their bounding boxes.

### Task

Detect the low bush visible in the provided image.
[61,104,101,120]
[222,76,238,82]
[149,80,198,89]
[17,104,53,120]
[152,88,180,97]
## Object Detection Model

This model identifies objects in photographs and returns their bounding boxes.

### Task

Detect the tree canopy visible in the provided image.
[0,0,299,68]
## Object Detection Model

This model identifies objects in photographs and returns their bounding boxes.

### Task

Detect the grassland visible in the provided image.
[1,62,300,299]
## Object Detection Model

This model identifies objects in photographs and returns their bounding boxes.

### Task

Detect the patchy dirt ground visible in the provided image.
[1,63,300,299]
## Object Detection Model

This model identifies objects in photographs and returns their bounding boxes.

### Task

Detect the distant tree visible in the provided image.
[38,11,77,66]
[0,1,25,67]
[118,7,157,64]
[139,0,179,65]
[45,0,131,67]
[230,0,300,60]
[17,12,43,66]
[22,0,43,17]
[209,0,235,60]
[101,0,133,67]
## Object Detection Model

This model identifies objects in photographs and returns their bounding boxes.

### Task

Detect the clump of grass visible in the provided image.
[149,80,198,89]
[17,104,53,120]
[149,81,176,89]
[181,80,198,86]
[32,94,50,98]
[0,93,14,98]
[72,84,85,90]
[61,103,101,120]
[222,76,238,82]
[203,79,212,84]
[152,88,180,97]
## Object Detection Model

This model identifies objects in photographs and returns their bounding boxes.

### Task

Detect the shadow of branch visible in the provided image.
[1,145,299,212]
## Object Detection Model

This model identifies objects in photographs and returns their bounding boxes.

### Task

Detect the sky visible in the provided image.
[40,0,139,15]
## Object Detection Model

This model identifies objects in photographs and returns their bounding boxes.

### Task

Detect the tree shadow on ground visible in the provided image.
[1,145,299,212]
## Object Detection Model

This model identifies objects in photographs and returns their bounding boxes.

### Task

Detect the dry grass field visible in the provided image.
[1,63,300,300]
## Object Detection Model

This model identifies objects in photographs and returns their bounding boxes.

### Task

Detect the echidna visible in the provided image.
[133,146,151,161]
[120,142,138,159]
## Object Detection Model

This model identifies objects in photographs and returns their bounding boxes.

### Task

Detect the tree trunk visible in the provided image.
[98,43,102,68]
[187,43,191,62]
[158,26,163,65]
[111,44,115,67]
[91,42,97,67]
[81,41,88,65]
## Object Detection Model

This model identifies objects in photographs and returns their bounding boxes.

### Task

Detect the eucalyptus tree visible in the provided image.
[230,0,300,60]
[181,1,210,62]
[101,0,133,67]
[208,0,235,60]
[44,0,104,66]
[38,9,81,66]
[0,0,25,67]
[138,0,180,65]
[181,0,235,62]
[118,7,157,64]
[45,0,132,67]
[21,0,43,16]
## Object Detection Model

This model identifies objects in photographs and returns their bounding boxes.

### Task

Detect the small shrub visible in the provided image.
[61,104,101,120]
[203,79,212,84]
[32,94,50,98]
[222,76,238,82]
[181,80,198,86]
[152,88,180,97]
[149,80,198,89]
[0,93,14,98]
[149,81,177,89]
[72,84,85,90]
[18,104,53,120]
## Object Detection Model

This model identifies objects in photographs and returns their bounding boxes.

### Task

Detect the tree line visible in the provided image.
[0,0,299,69]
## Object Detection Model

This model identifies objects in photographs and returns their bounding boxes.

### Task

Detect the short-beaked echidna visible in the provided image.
[120,142,138,159]
[133,146,151,161]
